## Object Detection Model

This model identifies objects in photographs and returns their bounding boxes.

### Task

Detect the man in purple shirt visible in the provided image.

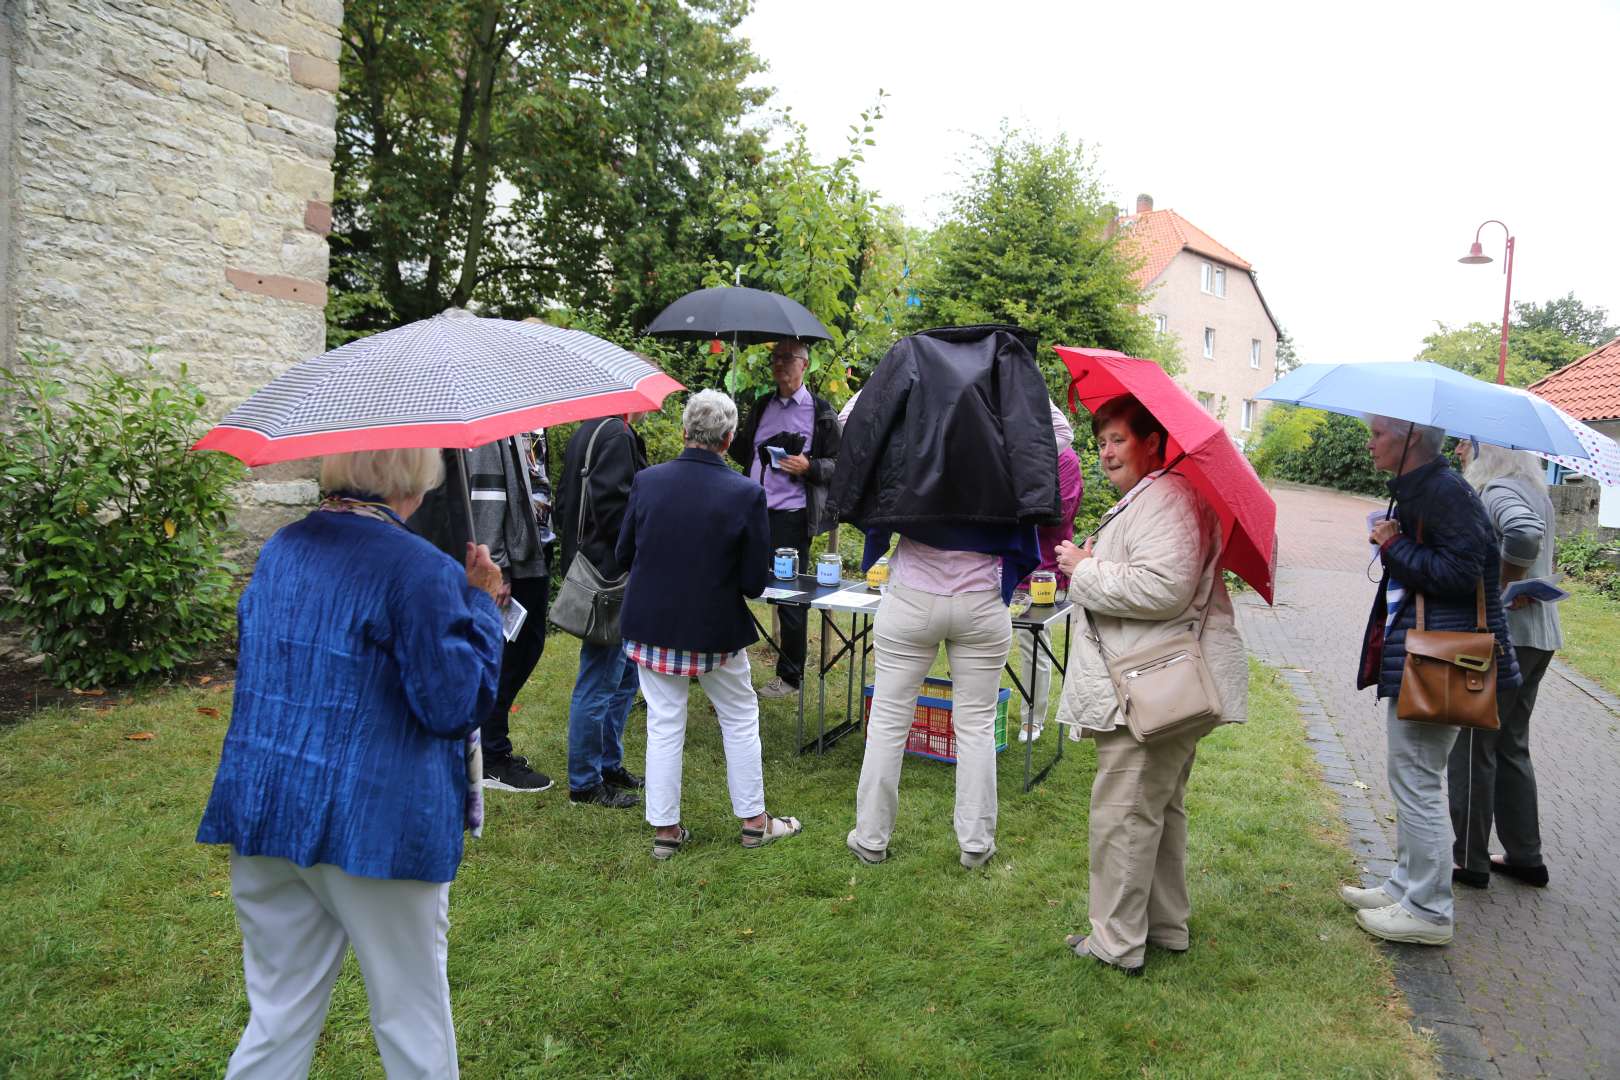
[729,339,842,698]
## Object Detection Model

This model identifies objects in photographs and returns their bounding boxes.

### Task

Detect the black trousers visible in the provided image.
[1448,645,1553,872]
[482,574,550,758]
[769,509,811,687]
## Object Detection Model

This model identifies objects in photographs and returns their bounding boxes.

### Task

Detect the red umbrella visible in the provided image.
[1055,346,1277,604]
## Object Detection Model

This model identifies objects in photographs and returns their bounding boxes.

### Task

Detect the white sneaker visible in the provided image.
[1017,723,1043,743]
[1355,902,1452,945]
[1339,884,1392,911]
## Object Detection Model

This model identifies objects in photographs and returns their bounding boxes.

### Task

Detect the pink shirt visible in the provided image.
[889,537,1001,596]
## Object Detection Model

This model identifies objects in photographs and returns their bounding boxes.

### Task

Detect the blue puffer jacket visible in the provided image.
[1356,458,1522,700]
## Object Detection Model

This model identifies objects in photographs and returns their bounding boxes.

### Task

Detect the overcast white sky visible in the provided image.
[736,0,1620,366]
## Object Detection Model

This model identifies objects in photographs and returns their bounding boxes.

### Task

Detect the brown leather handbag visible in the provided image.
[1394,582,1500,730]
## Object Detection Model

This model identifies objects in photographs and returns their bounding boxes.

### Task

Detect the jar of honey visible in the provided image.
[865,556,890,591]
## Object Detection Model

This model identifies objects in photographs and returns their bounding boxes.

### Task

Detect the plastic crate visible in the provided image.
[861,677,1010,764]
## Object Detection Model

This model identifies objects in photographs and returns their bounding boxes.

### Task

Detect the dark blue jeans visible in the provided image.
[567,640,639,792]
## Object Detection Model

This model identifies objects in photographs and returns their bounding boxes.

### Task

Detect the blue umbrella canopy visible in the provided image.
[1256,361,1590,459]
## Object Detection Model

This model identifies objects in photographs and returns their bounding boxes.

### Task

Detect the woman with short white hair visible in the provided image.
[1448,441,1561,889]
[198,446,505,1078]
[616,390,802,859]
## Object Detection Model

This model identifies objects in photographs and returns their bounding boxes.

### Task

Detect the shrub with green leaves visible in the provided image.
[0,348,244,687]
[1267,411,1387,496]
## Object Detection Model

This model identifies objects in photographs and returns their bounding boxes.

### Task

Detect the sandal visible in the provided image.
[1065,934,1143,977]
[740,813,802,849]
[651,825,689,861]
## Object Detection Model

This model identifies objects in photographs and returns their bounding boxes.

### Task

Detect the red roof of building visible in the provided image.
[1118,208,1253,287]
[1528,336,1620,421]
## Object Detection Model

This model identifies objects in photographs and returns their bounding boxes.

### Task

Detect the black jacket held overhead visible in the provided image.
[830,325,1060,530]
[1357,457,1522,699]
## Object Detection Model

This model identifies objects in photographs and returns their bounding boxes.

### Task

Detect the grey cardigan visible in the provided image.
[1480,476,1563,652]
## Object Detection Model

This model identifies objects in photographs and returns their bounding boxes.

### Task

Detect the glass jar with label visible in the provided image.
[865,555,890,591]
[816,552,842,586]
[1029,570,1057,605]
[773,547,799,581]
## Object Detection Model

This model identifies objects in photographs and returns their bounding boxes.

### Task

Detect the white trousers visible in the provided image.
[854,583,1012,855]
[225,853,458,1080]
[637,650,766,827]
[1010,625,1054,733]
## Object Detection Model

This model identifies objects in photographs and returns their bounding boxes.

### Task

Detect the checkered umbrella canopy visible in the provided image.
[193,314,683,466]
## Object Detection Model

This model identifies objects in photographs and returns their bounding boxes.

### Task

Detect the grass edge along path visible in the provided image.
[0,641,1434,1079]
[1557,579,1620,699]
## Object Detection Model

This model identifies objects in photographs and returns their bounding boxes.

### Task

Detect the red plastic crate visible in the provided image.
[861,676,1010,763]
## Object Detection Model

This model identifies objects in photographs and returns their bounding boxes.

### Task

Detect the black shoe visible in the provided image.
[601,765,644,790]
[1452,866,1490,889]
[569,783,639,809]
[1490,859,1550,887]
[483,753,554,792]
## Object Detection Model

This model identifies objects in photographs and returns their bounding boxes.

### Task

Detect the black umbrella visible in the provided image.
[644,286,831,345]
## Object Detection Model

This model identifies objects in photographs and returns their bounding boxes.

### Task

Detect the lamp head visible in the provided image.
[1458,241,1492,265]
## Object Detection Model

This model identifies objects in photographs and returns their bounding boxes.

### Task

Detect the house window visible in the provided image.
[1197,392,1215,414]
[1241,399,1256,431]
[1213,266,1226,297]
[1203,328,1215,359]
[1153,313,1168,334]
[1250,339,1262,369]
[1200,262,1213,293]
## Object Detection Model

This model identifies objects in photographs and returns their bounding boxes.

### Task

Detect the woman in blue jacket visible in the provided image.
[197,447,505,1079]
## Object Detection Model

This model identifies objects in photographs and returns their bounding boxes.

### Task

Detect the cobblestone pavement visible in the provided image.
[1236,483,1620,1080]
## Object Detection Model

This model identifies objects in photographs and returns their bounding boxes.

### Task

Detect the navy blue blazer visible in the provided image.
[617,448,771,654]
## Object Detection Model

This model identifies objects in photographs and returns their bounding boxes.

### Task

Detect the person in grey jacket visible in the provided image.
[1448,441,1562,888]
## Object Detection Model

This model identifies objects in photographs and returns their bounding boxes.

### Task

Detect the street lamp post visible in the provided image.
[1458,220,1515,385]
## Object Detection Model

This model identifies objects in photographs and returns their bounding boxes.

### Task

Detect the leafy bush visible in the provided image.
[1246,404,1323,480]
[1268,412,1387,496]
[1556,530,1620,601]
[0,348,244,687]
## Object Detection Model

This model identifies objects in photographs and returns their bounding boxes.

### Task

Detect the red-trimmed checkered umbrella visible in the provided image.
[193,313,683,466]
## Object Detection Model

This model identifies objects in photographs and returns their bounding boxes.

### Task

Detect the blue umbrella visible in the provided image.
[1256,361,1590,459]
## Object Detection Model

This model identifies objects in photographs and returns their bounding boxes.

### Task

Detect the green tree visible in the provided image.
[1275,326,1301,375]
[1513,293,1616,349]
[331,0,767,340]
[700,97,909,401]
[1416,321,1558,387]
[908,126,1162,404]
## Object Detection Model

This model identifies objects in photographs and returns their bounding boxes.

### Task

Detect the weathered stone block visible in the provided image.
[288,0,346,31]
[271,156,334,201]
[206,53,336,128]
[215,212,255,247]
[288,53,339,93]
[223,0,342,62]
[246,121,331,160]
[303,199,331,235]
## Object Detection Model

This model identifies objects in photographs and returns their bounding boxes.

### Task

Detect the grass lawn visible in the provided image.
[1556,580,1620,697]
[0,617,1433,1079]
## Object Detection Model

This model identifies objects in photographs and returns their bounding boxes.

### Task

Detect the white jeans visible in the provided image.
[225,854,457,1080]
[853,583,1012,855]
[637,650,766,827]
[1009,625,1054,733]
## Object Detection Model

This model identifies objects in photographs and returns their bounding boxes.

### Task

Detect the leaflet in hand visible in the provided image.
[1500,577,1569,606]
[1367,510,1391,546]
[765,445,789,470]
[502,597,528,642]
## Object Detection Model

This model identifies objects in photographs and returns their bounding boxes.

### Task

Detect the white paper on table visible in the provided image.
[760,586,803,600]
[819,588,882,609]
[502,597,528,642]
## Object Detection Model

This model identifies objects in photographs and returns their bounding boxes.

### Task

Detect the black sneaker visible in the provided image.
[601,765,645,791]
[569,783,639,809]
[483,753,553,793]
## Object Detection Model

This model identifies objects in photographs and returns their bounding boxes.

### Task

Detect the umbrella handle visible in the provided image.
[456,448,476,545]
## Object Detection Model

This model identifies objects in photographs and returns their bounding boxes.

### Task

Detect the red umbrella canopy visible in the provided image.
[1055,346,1278,604]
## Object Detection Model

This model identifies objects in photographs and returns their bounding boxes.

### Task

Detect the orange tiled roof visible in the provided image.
[1528,336,1620,421]
[1117,208,1253,287]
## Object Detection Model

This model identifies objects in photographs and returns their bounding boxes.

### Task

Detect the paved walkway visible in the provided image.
[1235,484,1620,1080]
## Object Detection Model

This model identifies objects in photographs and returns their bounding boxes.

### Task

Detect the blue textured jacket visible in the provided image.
[617,448,771,654]
[1356,458,1522,700]
[197,511,504,882]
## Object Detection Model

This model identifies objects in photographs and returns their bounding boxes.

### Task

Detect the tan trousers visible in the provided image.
[1085,721,1212,969]
[853,583,1011,856]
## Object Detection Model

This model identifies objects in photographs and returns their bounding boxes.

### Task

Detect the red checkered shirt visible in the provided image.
[622,640,737,677]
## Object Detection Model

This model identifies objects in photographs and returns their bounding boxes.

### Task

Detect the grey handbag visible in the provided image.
[549,421,627,647]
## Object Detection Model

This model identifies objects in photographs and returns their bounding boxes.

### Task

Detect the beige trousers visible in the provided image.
[1085,721,1212,969]
[853,583,1011,856]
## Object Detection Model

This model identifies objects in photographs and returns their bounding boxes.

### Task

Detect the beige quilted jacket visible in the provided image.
[1054,472,1249,734]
